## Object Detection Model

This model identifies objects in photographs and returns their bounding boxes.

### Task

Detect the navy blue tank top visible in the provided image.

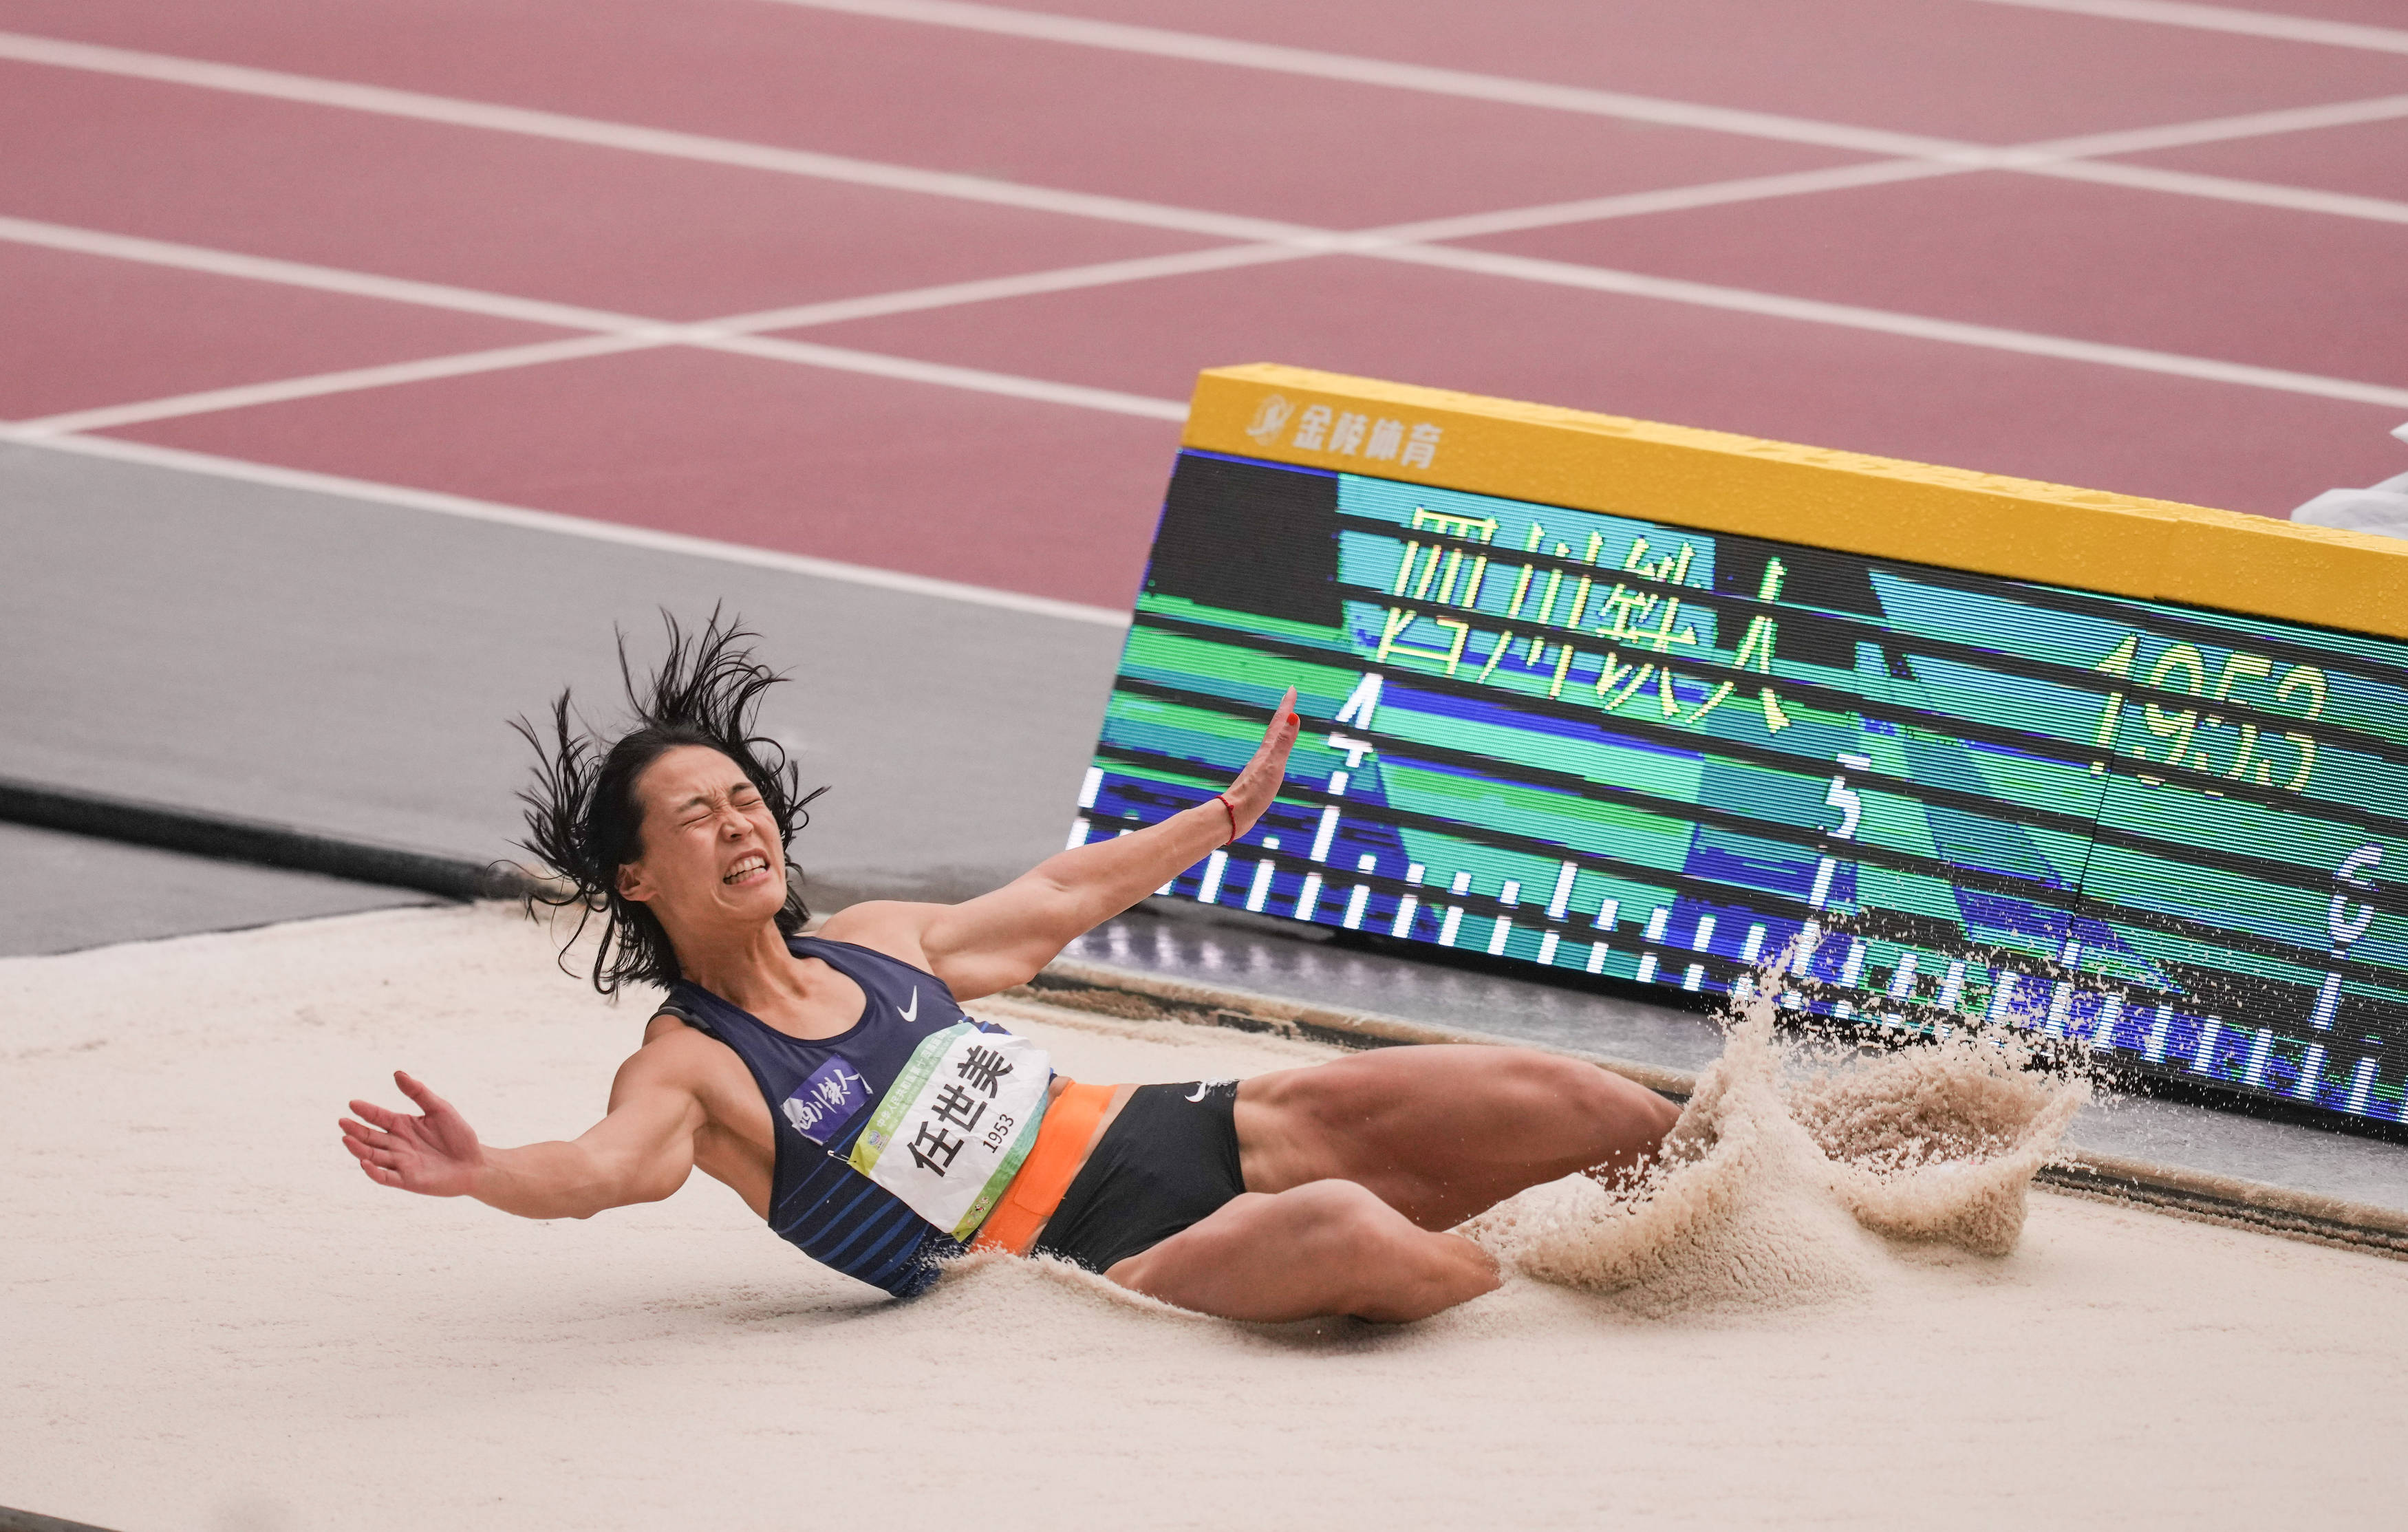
[657,936,1019,1297]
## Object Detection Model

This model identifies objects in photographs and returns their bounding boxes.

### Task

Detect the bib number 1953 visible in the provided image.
[846,1022,1050,1242]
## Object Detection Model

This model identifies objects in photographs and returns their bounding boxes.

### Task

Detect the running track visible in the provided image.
[4,0,2407,617]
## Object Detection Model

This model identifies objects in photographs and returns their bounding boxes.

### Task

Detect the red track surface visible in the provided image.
[4,0,2405,612]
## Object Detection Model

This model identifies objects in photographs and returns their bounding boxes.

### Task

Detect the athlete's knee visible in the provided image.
[1279,1181,1476,1293]
[1276,1179,1407,1266]
[1521,1053,1677,1140]
[1284,1179,1498,1320]
[1280,1177,1391,1238]
[1602,1067,1682,1143]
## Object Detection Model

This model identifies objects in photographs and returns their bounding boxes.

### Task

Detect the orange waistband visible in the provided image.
[971,1079,1115,1257]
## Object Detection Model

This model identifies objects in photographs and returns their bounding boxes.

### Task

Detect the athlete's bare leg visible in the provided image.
[1236,1044,1681,1227]
[1104,1046,1678,1321]
[1105,1180,1503,1323]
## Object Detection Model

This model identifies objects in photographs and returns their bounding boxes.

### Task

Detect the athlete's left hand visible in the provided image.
[1219,686,1302,839]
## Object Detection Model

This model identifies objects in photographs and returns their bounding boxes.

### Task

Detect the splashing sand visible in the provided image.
[1464,995,2089,1316]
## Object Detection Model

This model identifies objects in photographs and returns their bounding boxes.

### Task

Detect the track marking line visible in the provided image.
[11,129,2407,439]
[687,333,1186,418]
[2,323,1188,433]
[7,336,662,438]
[1353,160,1971,246]
[0,213,1313,347]
[1374,240,2408,411]
[757,0,1985,160]
[0,215,1204,432]
[8,42,2406,435]
[0,30,1329,247]
[2008,91,2408,159]
[0,215,658,332]
[2025,158,2408,225]
[1961,0,2408,56]
[691,241,1312,334]
[767,0,2408,143]
[1995,91,2408,224]
[8,23,2408,239]
[0,426,1135,627]
[764,1,2408,229]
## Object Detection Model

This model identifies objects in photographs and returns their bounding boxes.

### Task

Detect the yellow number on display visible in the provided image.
[2089,634,2138,748]
[2088,634,2323,796]
[2211,651,2274,785]
[2272,665,2327,793]
[2139,643,2206,782]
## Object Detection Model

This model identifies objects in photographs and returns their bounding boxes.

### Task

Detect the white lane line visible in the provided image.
[693,241,1311,334]
[0,213,1308,343]
[774,0,2408,230]
[14,158,2407,438]
[0,425,1134,627]
[1352,160,1972,246]
[691,332,1186,418]
[8,46,2405,434]
[8,23,2408,251]
[1377,240,2408,410]
[4,324,1186,434]
[0,214,655,332]
[0,215,1198,430]
[2007,91,2408,160]
[1961,0,2408,56]
[2029,158,2408,224]
[6,335,660,437]
[760,0,1986,161]
[1357,138,2408,252]
[1998,91,2408,224]
[768,0,2408,159]
[0,30,1329,247]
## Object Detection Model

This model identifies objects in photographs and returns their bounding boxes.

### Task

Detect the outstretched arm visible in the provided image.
[339,1046,704,1220]
[831,687,1302,1000]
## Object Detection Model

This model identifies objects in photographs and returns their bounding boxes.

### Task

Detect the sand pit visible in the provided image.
[6,905,2406,1530]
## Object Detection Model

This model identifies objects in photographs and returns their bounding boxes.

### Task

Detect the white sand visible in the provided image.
[6,904,2405,1531]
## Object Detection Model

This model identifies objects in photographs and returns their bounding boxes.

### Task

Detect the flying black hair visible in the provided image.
[511,608,828,997]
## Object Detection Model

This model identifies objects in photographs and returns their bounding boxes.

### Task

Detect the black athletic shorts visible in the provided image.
[1031,1080,1245,1273]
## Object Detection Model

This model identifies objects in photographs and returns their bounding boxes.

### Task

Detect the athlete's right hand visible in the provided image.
[340,1070,485,1197]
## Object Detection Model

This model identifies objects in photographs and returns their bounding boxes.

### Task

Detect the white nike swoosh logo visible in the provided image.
[899,988,919,1024]
[1187,1082,1210,1102]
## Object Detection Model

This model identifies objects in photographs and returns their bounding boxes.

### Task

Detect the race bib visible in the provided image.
[846,1022,1050,1242]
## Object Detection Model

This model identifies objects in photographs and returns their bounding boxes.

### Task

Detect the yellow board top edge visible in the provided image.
[1181,363,2408,643]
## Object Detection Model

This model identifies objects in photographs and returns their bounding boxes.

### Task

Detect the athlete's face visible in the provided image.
[616,746,787,930]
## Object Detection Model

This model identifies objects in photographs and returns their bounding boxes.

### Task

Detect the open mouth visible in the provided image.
[722,854,772,885]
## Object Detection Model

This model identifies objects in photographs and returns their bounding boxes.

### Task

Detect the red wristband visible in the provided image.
[1214,792,1240,846]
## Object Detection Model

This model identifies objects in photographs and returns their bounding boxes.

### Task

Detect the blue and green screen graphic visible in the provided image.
[1077,450,2407,1127]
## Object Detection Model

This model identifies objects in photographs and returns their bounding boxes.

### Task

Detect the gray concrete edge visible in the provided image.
[1018,956,2408,1260]
[0,775,559,903]
[0,773,1012,916]
[0,1504,120,1532]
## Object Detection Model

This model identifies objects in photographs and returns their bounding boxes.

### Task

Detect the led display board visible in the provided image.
[1075,365,2408,1129]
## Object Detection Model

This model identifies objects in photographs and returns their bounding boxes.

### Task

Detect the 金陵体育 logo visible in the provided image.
[1249,393,1446,471]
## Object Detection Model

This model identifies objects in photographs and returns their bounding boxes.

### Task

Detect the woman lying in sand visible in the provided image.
[340,616,1679,1322]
